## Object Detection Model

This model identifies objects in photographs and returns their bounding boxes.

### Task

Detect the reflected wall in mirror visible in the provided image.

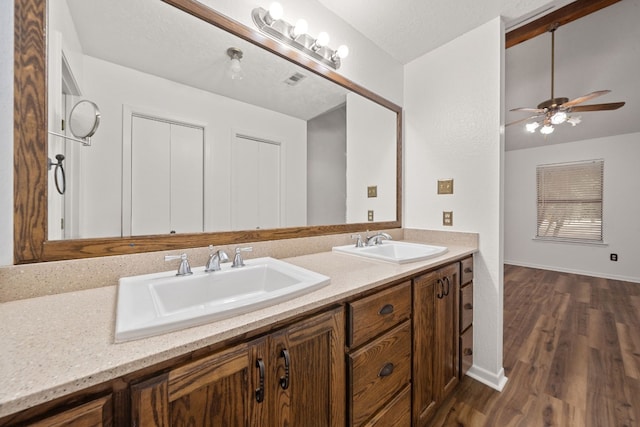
[47,0,397,240]
[14,0,402,263]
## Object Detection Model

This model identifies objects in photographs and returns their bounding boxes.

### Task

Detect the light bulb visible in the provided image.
[228,58,244,80]
[567,115,582,126]
[315,31,330,47]
[290,19,308,38]
[268,2,283,20]
[550,110,567,125]
[335,45,349,59]
[540,124,554,135]
[525,122,539,133]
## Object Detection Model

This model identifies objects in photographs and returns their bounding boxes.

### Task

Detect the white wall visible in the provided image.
[404,18,507,390]
[0,0,13,266]
[307,106,346,225]
[78,56,306,238]
[505,132,640,283]
[346,93,397,223]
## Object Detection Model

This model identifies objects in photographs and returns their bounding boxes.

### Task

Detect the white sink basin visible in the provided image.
[115,257,330,342]
[332,241,448,264]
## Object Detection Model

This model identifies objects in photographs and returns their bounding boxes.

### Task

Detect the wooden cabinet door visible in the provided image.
[413,263,460,426]
[28,395,113,427]
[131,340,266,427]
[435,263,460,399]
[412,270,437,425]
[270,307,345,427]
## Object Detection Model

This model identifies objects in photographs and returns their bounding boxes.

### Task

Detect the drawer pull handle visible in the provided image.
[463,348,473,356]
[443,276,451,297]
[464,303,473,310]
[279,349,290,390]
[255,359,265,403]
[378,363,395,377]
[464,267,473,274]
[378,304,394,315]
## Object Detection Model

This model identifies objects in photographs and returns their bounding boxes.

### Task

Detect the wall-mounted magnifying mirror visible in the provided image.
[69,100,101,141]
[48,100,101,146]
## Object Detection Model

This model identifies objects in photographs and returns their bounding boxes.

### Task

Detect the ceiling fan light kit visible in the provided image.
[508,24,625,136]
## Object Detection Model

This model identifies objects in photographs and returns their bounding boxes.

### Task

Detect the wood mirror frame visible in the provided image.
[13,0,402,263]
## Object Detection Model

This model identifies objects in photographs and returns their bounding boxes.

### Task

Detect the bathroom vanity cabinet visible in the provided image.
[131,306,345,427]
[1,256,475,427]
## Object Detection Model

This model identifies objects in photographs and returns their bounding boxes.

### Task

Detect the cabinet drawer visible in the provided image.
[461,257,473,285]
[349,321,412,427]
[460,325,473,377]
[363,385,411,427]
[348,281,411,348]
[460,283,473,333]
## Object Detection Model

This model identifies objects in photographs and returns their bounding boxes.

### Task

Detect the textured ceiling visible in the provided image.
[65,0,638,151]
[65,0,348,121]
[505,0,640,150]
[316,0,574,64]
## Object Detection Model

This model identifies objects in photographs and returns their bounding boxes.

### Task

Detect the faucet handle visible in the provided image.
[232,247,253,268]
[164,253,193,276]
[351,234,364,248]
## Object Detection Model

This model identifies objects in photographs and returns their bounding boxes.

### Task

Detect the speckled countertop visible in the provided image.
[0,243,475,418]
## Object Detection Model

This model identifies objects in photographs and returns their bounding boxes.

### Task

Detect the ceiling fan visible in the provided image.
[507,23,625,135]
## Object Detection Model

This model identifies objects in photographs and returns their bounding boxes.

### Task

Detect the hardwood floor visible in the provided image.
[430,264,640,426]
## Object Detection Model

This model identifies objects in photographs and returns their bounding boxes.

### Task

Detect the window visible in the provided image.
[536,159,604,243]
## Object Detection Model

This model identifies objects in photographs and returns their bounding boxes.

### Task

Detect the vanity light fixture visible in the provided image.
[251,2,349,69]
[226,47,245,80]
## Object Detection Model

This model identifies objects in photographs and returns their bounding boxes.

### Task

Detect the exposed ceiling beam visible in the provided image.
[506,0,621,48]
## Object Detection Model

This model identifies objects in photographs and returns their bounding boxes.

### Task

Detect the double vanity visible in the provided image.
[0,234,476,426]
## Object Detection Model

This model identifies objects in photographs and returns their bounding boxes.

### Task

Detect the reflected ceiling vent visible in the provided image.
[283,72,307,86]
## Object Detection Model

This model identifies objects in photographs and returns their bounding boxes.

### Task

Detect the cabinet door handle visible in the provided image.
[279,349,290,390]
[436,279,444,299]
[378,304,394,315]
[443,276,451,296]
[378,362,395,377]
[463,348,473,356]
[255,359,265,403]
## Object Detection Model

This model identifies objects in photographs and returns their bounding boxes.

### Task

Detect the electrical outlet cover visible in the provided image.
[443,211,453,226]
[438,179,454,194]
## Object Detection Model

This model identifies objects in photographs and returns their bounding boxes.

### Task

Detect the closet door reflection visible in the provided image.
[231,134,281,230]
[129,116,204,235]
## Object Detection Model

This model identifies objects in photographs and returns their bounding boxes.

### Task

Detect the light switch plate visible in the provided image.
[368,210,374,221]
[443,211,453,226]
[438,179,454,195]
[367,186,378,198]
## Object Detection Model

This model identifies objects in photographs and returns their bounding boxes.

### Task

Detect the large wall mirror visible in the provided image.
[14,0,402,263]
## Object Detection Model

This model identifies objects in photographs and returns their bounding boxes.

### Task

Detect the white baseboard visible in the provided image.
[465,365,508,391]
[503,260,640,284]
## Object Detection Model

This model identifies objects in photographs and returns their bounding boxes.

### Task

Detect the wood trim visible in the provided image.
[14,0,47,263]
[506,0,621,48]
[13,0,403,263]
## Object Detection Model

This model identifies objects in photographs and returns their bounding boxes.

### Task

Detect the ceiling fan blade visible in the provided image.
[562,90,611,108]
[570,102,625,112]
[510,107,545,113]
[506,115,542,127]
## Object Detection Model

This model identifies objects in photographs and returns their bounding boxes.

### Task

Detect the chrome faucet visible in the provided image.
[232,247,253,268]
[164,253,192,276]
[366,232,392,246]
[351,234,365,248]
[205,245,230,272]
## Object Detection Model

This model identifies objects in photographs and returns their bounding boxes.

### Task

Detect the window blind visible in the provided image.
[536,160,604,242]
